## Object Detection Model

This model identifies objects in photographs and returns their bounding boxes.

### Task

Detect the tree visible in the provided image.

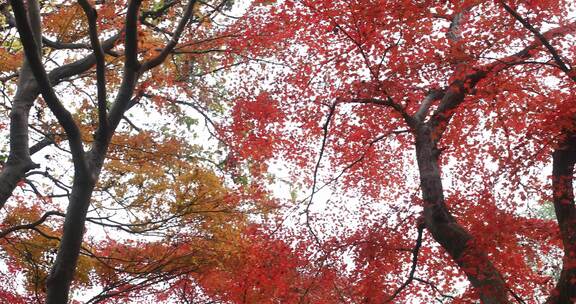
[500,3,576,302]
[2,0,576,303]
[221,0,576,302]
[0,0,269,303]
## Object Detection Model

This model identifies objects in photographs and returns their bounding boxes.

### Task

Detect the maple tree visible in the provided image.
[1,0,576,303]
[0,0,275,303]
[217,0,576,303]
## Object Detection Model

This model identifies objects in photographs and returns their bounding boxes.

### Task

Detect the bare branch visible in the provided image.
[298,129,408,203]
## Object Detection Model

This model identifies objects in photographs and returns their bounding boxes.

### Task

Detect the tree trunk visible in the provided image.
[45,168,96,304]
[0,73,38,207]
[0,0,42,208]
[546,131,576,304]
[414,125,511,304]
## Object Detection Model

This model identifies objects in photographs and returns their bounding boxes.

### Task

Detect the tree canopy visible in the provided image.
[0,0,575,303]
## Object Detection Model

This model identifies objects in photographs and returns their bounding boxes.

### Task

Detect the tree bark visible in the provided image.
[414,125,511,304]
[45,171,96,304]
[0,68,38,208]
[546,130,576,304]
[43,0,145,298]
[0,0,42,208]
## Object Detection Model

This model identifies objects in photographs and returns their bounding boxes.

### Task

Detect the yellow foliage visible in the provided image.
[0,47,22,73]
[139,30,165,60]
[85,129,253,286]
[75,250,95,285]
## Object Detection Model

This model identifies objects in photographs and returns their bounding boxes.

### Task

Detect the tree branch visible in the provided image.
[0,211,65,239]
[29,137,54,155]
[48,35,119,83]
[413,277,455,300]
[78,0,108,139]
[348,97,417,128]
[140,0,197,72]
[428,21,576,139]
[124,0,142,72]
[0,34,117,210]
[10,0,88,173]
[103,0,143,145]
[499,1,575,81]
[414,89,445,123]
[42,37,90,50]
[385,224,424,303]
[304,101,337,247]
